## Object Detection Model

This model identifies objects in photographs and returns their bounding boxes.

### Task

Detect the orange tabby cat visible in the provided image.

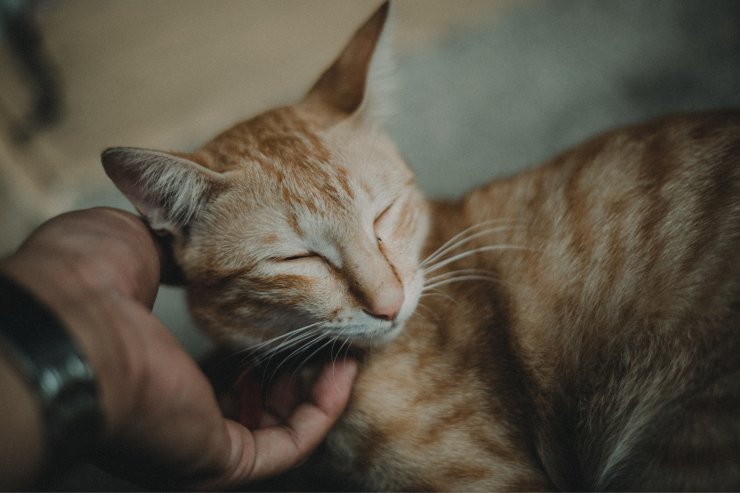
[102,2,740,490]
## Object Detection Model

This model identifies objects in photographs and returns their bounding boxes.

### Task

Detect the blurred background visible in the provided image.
[0,0,512,255]
[2,0,740,488]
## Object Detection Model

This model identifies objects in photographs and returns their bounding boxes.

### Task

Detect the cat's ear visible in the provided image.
[305,0,395,121]
[101,147,224,236]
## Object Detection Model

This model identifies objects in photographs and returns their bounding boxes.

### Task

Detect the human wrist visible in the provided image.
[0,257,140,439]
[0,352,44,489]
[0,270,109,489]
[0,208,163,437]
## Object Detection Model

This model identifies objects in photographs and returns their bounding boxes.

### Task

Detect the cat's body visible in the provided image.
[102,3,740,490]
[326,112,740,490]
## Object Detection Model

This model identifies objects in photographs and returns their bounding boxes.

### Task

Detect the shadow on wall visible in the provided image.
[390,0,740,197]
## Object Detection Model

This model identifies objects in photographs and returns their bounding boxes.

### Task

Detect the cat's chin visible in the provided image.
[220,320,406,353]
[372,322,407,346]
[342,321,406,349]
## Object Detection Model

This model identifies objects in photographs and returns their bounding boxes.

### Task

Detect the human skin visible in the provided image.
[0,207,357,490]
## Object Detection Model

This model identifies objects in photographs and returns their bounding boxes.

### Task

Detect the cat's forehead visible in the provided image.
[202,107,329,171]
[202,106,412,213]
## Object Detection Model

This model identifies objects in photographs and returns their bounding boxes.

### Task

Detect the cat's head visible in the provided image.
[102,1,429,349]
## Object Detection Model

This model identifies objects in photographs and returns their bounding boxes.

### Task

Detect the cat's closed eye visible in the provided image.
[374,199,397,226]
[374,197,402,241]
[280,252,319,262]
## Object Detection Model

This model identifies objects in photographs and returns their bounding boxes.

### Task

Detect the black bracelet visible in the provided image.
[0,274,103,479]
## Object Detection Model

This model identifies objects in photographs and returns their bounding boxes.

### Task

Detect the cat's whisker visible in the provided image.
[419,288,461,306]
[256,326,325,362]
[420,223,484,267]
[337,330,353,361]
[328,329,348,381]
[424,268,499,285]
[263,328,326,359]
[332,327,354,364]
[428,219,519,251]
[329,332,344,370]
[237,325,324,371]
[250,325,327,368]
[422,226,526,268]
[420,220,527,264]
[246,320,325,353]
[420,222,528,268]
[424,244,535,275]
[249,328,321,366]
[262,331,329,391]
[423,275,503,292]
[419,220,504,267]
[290,334,341,382]
[255,321,327,353]
[330,329,353,393]
[413,302,436,324]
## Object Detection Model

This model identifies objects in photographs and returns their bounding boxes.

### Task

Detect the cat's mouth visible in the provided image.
[242,320,397,369]
[330,319,404,347]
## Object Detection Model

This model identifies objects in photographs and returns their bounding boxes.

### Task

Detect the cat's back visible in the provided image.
[469,110,740,326]
[323,112,740,491]
[463,111,740,490]
[465,111,740,336]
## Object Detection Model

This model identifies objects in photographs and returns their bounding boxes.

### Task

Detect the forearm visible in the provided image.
[0,208,163,438]
[0,208,162,488]
[0,264,111,490]
[0,352,43,489]
[0,254,135,440]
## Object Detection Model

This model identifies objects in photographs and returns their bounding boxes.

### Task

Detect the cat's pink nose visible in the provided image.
[363,286,404,322]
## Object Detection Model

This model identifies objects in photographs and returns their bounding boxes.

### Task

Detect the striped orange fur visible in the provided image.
[102,2,740,490]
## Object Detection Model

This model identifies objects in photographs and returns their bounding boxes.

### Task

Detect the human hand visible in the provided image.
[0,207,357,489]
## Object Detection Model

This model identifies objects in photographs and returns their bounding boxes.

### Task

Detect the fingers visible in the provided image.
[11,207,162,306]
[215,358,357,487]
[308,358,359,419]
[73,208,162,304]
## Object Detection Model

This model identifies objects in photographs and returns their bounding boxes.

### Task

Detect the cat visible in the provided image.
[101,1,740,490]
